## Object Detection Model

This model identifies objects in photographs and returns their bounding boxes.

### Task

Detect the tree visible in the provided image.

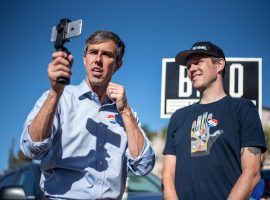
[161,126,168,139]
[141,124,157,141]
[8,138,32,170]
[264,126,270,153]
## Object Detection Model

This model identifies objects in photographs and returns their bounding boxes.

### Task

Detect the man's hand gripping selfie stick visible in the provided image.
[51,18,82,85]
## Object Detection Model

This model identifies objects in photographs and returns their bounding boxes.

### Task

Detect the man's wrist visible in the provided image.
[119,105,132,116]
[49,88,63,100]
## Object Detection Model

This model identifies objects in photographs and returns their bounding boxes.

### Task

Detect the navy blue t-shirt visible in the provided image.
[163,96,266,200]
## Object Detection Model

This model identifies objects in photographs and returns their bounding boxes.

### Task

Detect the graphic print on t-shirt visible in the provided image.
[191,112,223,157]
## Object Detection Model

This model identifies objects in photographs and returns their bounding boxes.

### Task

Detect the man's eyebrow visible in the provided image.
[102,50,114,55]
[88,48,114,55]
[187,57,200,64]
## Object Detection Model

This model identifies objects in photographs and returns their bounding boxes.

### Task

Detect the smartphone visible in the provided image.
[50,19,82,42]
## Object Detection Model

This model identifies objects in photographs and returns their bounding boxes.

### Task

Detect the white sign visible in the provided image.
[160,58,262,118]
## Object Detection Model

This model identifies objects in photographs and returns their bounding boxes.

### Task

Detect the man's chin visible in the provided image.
[193,84,204,92]
[88,78,111,88]
[88,76,102,84]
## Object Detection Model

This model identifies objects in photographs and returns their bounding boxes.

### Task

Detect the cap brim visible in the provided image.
[175,50,210,66]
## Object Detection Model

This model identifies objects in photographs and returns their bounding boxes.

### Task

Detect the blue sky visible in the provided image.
[0,0,269,172]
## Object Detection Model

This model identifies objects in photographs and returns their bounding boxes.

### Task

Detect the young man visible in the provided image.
[162,41,266,200]
[21,30,155,199]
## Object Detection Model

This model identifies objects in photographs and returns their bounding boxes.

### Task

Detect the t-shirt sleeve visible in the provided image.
[239,99,267,153]
[163,111,178,155]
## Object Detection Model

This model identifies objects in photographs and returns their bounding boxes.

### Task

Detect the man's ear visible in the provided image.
[83,56,86,66]
[114,60,122,73]
[217,58,225,74]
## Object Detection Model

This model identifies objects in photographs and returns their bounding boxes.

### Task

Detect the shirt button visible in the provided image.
[99,161,103,165]
[99,143,102,146]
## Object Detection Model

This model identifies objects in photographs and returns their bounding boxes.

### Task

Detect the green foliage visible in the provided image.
[141,124,157,141]
[141,123,169,141]
[161,126,168,139]
[264,126,270,153]
[9,149,32,170]
[8,138,32,171]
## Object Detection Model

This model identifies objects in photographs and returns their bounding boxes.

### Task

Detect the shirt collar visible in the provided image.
[77,79,93,98]
[77,79,115,106]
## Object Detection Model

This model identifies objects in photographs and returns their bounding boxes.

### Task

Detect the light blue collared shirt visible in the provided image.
[20,80,155,200]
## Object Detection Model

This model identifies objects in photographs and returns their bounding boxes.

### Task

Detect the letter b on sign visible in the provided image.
[178,66,192,97]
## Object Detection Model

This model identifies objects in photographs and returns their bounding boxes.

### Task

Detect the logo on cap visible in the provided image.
[192,45,207,51]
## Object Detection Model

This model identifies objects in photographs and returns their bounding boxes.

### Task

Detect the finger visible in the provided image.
[106,87,114,99]
[51,52,73,72]
[48,64,72,81]
[49,71,71,82]
[106,86,112,96]
[107,86,116,95]
[109,88,124,96]
[116,88,125,96]
[108,82,121,88]
[48,65,72,77]
[50,64,72,74]
[110,93,119,101]
[68,54,74,64]
[112,89,122,94]
[106,91,116,102]
[52,51,68,59]
[108,84,124,93]
[52,56,71,68]
[111,89,125,99]
[107,85,115,92]
[108,88,122,99]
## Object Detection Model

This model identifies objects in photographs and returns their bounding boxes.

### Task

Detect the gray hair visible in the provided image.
[84,30,125,63]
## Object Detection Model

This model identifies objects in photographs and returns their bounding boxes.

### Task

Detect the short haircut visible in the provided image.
[210,56,226,77]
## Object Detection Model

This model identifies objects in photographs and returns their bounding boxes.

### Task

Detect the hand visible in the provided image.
[47,51,73,95]
[191,113,223,156]
[106,82,128,113]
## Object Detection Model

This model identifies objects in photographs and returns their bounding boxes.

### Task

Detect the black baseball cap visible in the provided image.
[175,41,226,66]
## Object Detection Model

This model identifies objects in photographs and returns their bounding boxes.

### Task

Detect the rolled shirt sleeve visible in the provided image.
[126,136,155,176]
[20,91,58,160]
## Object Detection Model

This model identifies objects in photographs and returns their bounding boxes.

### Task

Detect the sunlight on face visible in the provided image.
[186,54,219,91]
[83,40,120,88]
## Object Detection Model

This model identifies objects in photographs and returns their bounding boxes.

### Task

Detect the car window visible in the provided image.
[127,173,161,193]
[0,172,17,187]
[15,169,37,196]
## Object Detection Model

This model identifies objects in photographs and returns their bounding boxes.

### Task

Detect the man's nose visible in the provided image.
[95,52,102,63]
[188,63,197,72]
